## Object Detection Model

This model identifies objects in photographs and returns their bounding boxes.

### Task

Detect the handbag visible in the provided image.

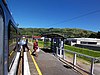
[36,47,40,52]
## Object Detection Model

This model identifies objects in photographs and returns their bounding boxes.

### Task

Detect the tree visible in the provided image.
[89,33,97,38]
[97,31,100,38]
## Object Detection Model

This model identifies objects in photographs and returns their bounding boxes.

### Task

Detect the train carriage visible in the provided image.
[0,0,20,75]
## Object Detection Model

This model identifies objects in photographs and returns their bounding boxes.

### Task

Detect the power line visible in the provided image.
[47,10,100,28]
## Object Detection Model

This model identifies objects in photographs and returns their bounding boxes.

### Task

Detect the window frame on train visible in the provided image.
[8,21,18,71]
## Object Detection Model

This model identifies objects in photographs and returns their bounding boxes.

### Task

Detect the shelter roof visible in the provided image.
[42,33,65,39]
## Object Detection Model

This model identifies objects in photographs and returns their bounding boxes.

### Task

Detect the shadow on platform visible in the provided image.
[41,48,53,53]
[63,64,73,69]
[31,53,37,57]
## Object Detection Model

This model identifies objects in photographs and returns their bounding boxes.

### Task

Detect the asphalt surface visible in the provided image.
[27,43,81,75]
[33,50,81,75]
[27,52,39,75]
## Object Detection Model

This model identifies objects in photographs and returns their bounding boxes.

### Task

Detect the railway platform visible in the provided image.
[22,43,81,75]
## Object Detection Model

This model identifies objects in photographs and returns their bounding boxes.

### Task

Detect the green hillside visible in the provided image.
[19,28,96,38]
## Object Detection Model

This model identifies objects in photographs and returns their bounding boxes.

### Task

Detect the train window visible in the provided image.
[8,23,17,71]
[17,31,21,51]
[0,7,4,75]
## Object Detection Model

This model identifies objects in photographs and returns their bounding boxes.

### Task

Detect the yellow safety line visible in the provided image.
[9,51,14,58]
[29,50,42,75]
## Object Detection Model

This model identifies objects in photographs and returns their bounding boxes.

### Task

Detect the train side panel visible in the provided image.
[0,1,19,75]
[0,3,4,75]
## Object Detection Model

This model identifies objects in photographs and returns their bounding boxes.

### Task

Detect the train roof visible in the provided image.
[1,0,17,27]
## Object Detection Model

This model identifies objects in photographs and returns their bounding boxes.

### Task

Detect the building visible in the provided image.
[66,38,100,46]
[66,38,100,51]
[32,36,42,40]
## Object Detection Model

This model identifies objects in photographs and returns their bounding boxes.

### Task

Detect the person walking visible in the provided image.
[24,39,30,51]
[21,38,30,52]
[32,39,38,56]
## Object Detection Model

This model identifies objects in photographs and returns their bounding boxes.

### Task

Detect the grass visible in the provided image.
[64,45,100,63]
[64,45,100,57]
[29,39,44,48]
[38,41,44,48]
[38,40,51,48]
[65,53,91,65]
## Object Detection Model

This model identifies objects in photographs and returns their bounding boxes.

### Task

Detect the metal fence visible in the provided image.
[56,47,100,75]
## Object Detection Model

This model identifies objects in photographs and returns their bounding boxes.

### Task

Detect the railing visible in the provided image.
[56,47,100,75]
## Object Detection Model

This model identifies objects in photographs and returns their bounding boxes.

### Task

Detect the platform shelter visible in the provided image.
[42,33,65,57]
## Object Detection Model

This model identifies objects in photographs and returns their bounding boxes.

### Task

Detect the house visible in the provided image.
[66,38,100,46]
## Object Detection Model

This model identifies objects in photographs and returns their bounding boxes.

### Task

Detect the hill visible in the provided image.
[19,28,96,38]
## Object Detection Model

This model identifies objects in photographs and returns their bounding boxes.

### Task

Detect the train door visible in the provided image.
[0,6,4,75]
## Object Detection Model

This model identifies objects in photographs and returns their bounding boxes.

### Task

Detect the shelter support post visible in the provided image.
[73,53,76,67]
[90,58,94,75]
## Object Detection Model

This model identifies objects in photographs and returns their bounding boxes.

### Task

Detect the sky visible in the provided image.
[7,0,100,32]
